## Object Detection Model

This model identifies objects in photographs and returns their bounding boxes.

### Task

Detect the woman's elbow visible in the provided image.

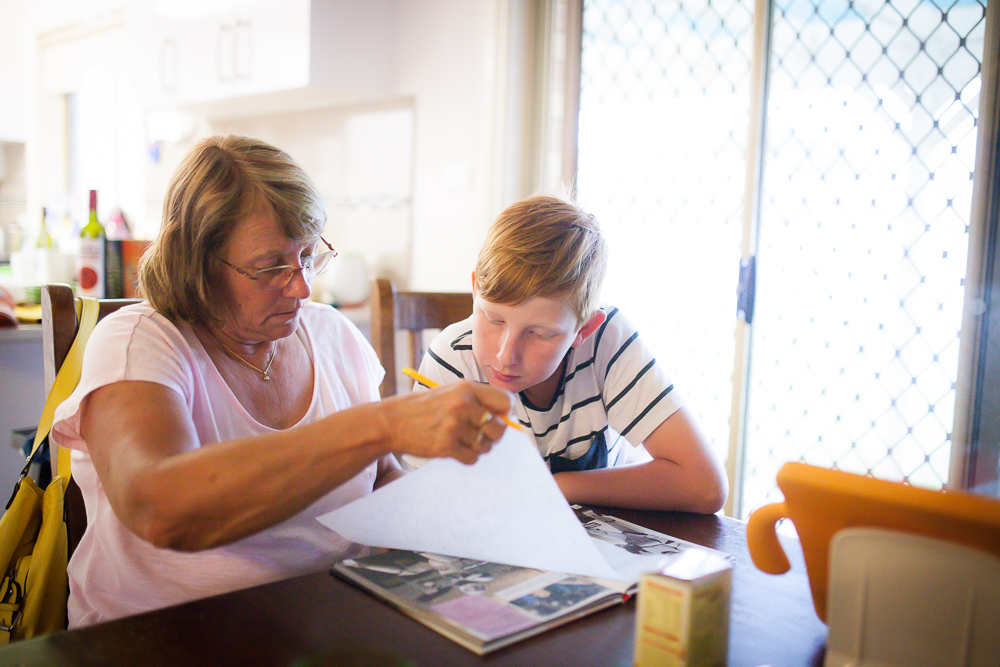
[135,516,206,552]
[121,479,205,551]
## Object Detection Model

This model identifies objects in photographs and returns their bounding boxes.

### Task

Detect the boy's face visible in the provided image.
[470,292,585,395]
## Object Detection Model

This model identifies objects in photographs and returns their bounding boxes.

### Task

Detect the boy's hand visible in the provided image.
[383,381,513,465]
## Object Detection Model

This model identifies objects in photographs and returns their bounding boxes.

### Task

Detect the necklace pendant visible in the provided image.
[262,372,270,381]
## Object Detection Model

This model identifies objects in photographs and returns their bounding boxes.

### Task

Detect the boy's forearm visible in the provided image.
[552,459,727,513]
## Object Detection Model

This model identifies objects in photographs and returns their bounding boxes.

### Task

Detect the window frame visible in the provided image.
[952,0,1000,495]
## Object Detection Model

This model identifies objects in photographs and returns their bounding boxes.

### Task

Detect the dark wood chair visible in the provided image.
[41,283,141,557]
[370,277,473,398]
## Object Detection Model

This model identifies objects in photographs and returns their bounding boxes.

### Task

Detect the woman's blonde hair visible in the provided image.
[475,194,608,325]
[138,134,326,326]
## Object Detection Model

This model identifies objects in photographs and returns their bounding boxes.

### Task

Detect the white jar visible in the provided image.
[327,253,369,306]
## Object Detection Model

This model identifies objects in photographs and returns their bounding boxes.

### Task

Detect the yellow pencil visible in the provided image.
[402,368,527,432]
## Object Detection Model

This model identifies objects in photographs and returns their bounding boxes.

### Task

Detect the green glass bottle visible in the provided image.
[37,207,54,248]
[77,190,106,297]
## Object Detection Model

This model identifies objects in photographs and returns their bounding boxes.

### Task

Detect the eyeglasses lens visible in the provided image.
[259,250,336,290]
[311,251,336,278]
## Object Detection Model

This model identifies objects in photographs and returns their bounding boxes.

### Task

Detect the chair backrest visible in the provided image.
[370,277,473,398]
[41,283,141,557]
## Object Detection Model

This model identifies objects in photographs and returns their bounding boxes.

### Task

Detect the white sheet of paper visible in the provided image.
[317,428,622,580]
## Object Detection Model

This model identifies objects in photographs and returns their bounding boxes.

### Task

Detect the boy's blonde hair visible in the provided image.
[475,194,608,325]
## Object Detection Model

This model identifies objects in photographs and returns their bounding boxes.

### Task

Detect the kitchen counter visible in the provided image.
[0,323,42,341]
[0,323,45,492]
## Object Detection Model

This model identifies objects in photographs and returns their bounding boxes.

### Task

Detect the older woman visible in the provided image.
[51,135,511,627]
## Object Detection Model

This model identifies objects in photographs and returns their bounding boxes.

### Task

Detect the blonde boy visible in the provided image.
[416,194,727,513]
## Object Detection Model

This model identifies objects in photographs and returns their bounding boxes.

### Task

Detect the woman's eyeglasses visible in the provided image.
[219,238,338,290]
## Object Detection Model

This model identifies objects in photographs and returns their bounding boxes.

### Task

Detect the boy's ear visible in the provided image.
[471,271,477,294]
[572,310,607,348]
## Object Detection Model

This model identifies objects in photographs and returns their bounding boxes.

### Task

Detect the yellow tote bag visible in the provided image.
[0,296,98,643]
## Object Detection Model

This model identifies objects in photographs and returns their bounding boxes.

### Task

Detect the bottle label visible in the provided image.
[77,237,106,297]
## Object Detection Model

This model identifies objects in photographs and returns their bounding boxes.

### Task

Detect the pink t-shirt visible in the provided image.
[51,301,384,627]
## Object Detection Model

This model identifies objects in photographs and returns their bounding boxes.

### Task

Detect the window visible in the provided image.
[574,0,997,516]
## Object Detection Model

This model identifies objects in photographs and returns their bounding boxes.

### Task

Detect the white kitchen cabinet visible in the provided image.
[131,0,395,115]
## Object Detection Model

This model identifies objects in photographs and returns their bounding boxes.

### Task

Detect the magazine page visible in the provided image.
[336,549,624,648]
[572,505,733,584]
[319,429,621,581]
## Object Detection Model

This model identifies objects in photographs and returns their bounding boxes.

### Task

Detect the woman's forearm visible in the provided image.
[101,395,397,551]
[83,380,512,551]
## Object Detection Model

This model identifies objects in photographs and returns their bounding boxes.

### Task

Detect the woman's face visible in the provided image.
[214,208,316,343]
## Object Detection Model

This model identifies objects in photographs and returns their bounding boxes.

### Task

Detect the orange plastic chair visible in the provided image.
[746,461,1000,622]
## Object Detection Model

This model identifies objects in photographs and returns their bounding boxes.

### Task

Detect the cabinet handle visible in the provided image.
[217,23,234,82]
[235,20,252,81]
[160,39,176,94]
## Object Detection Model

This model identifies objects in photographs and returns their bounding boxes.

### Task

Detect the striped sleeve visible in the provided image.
[595,309,682,447]
[415,316,486,389]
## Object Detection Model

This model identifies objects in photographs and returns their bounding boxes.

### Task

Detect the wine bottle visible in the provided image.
[77,190,106,297]
[37,207,54,248]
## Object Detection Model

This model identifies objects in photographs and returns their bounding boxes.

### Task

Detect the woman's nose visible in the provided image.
[284,268,312,299]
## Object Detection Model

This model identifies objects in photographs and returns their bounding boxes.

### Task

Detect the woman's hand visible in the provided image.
[380,381,514,465]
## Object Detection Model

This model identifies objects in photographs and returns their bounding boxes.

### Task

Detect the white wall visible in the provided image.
[211,100,416,298]
[396,0,507,291]
[164,0,526,293]
[16,0,535,292]
[390,0,550,291]
[0,0,30,142]
[28,10,148,247]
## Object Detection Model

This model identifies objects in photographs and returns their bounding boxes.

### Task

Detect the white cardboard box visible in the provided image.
[634,548,732,667]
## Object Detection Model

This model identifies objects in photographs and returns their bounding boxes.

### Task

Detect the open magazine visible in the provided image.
[332,505,729,655]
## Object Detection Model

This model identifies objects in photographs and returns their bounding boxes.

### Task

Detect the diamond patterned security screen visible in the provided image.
[576,0,755,468]
[743,0,986,517]
[577,0,987,518]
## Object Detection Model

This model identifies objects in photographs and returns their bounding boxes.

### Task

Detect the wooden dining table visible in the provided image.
[0,508,828,666]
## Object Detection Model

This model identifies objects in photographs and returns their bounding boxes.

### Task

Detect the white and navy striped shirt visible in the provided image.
[416,307,683,471]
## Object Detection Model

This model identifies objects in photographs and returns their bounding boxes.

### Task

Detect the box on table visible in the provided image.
[634,548,733,667]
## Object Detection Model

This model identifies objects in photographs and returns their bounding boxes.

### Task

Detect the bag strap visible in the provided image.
[25,296,100,477]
